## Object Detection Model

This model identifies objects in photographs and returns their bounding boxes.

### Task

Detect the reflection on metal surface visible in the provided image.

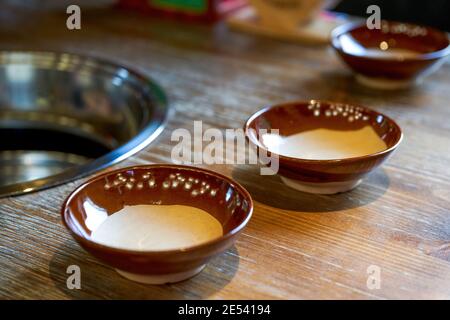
[0,51,169,197]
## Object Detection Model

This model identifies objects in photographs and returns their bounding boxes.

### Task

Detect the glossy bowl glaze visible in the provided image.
[61,165,253,284]
[331,21,450,89]
[244,100,403,194]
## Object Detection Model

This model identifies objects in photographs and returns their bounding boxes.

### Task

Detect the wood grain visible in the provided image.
[1,5,450,299]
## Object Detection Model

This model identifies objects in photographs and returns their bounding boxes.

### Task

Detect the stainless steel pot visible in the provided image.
[0,51,169,197]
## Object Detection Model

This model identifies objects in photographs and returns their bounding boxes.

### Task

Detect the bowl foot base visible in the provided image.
[280,177,362,194]
[356,74,416,90]
[116,264,206,285]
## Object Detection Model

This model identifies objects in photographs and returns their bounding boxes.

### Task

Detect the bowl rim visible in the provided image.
[331,20,450,62]
[61,164,254,256]
[244,100,403,164]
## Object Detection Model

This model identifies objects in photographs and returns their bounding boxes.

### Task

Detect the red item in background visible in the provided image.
[116,0,246,22]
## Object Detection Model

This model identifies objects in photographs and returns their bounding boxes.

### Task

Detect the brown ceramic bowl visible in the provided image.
[61,164,253,284]
[331,21,450,89]
[244,100,402,194]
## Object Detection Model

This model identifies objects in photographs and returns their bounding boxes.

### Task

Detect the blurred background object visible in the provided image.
[332,0,450,32]
[1,0,117,10]
[117,0,246,21]
[227,0,346,45]
[247,0,326,31]
[2,0,450,32]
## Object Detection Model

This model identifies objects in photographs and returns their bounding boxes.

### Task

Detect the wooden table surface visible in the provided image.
[1,5,450,300]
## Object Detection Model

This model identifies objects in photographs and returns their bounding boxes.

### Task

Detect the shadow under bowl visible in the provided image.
[331,20,450,89]
[61,164,253,284]
[244,100,403,194]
